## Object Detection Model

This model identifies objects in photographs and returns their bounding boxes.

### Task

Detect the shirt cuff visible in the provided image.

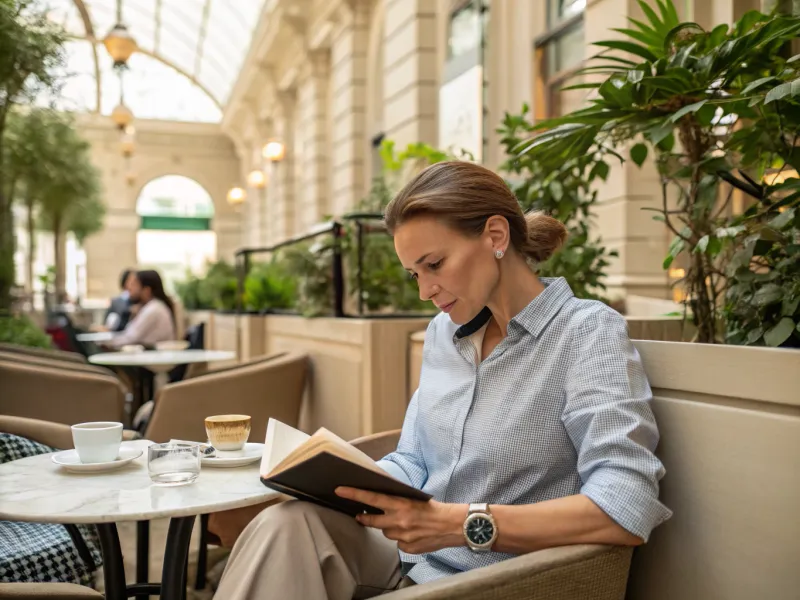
[581,473,673,542]
[377,459,414,487]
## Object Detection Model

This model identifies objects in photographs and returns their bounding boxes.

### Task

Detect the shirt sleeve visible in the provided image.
[562,307,672,541]
[110,304,155,348]
[376,389,428,489]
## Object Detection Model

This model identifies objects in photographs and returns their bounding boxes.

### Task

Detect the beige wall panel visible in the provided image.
[383,50,438,101]
[384,84,438,131]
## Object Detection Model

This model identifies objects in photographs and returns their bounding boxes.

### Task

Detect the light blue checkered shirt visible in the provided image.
[378,277,672,584]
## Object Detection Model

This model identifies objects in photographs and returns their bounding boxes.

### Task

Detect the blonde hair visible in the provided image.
[384,161,567,263]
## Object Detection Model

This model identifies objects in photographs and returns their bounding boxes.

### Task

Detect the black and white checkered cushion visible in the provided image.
[0,434,103,585]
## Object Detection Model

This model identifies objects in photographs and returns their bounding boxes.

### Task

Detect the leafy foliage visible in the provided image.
[243,259,295,313]
[0,313,51,348]
[0,0,67,310]
[279,240,335,317]
[174,260,239,312]
[343,140,447,314]
[517,0,800,345]
[498,106,618,301]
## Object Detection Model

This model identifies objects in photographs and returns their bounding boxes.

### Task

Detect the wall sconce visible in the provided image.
[262,140,285,162]
[247,169,268,189]
[227,186,247,206]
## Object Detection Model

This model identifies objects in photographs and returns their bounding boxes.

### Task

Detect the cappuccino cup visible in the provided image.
[205,415,251,451]
[71,422,123,464]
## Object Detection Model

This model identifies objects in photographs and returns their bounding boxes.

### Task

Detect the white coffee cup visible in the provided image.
[71,422,123,464]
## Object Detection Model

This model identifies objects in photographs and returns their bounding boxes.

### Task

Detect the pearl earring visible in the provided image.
[495,249,505,259]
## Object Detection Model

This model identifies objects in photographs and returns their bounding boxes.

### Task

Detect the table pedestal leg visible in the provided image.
[160,516,196,600]
[135,520,150,598]
[96,523,127,600]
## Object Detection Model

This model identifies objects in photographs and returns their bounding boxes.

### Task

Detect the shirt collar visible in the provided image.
[454,277,574,341]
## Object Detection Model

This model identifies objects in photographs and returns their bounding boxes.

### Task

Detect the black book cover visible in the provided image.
[260,451,430,516]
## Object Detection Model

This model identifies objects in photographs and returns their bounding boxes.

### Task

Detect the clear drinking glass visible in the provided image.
[148,442,200,486]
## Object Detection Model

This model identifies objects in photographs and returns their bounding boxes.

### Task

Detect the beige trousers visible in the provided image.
[213,500,415,600]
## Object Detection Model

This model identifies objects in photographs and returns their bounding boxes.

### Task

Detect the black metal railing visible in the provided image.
[234,213,433,319]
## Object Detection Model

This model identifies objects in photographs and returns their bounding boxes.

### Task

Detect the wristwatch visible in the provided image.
[463,503,498,552]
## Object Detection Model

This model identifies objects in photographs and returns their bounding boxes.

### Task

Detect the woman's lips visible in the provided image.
[438,300,456,313]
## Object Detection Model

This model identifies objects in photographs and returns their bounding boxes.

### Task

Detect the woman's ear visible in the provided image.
[484,215,510,252]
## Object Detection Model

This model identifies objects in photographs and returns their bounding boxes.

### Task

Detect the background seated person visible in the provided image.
[214,161,672,600]
[107,269,176,349]
[100,268,135,332]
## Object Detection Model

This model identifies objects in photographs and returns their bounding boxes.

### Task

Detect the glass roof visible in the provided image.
[43,0,267,121]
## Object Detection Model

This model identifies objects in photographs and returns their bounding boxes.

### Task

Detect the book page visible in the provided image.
[260,418,311,475]
[269,427,392,479]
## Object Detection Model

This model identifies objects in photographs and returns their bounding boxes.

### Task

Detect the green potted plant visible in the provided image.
[518,0,800,345]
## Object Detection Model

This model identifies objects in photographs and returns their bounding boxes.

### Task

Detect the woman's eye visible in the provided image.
[428,259,443,271]
[409,272,418,281]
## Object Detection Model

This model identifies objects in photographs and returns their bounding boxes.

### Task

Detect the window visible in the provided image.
[534,0,587,119]
[447,1,481,60]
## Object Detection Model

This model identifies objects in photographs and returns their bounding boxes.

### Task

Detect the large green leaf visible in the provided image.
[612,27,662,48]
[638,0,670,36]
[593,40,658,63]
[741,76,778,95]
[765,78,800,104]
[764,317,795,347]
[669,100,709,122]
[752,283,784,306]
[630,143,648,167]
[664,22,705,51]
[656,0,680,25]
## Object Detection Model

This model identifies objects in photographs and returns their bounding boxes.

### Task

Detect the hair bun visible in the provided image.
[521,212,567,262]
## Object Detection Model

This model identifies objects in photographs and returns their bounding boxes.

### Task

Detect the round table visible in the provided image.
[89,349,236,374]
[89,350,237,424]
[0,440,280,600]
[76,331,118,343]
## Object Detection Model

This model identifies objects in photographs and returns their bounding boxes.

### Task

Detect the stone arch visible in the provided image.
[131,165,228,218]
[136,175,215,227]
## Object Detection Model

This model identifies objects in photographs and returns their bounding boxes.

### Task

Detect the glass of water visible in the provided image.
[148,443,200,486]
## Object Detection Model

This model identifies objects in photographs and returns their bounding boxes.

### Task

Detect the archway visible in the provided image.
[135,175,217,292]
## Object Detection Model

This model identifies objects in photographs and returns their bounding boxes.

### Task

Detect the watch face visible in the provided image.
[466,515,494,545]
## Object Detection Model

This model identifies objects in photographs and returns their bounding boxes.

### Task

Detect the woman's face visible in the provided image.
[394,216,500,325]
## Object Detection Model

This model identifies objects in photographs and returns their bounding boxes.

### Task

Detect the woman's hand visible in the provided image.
[335,487,467,554]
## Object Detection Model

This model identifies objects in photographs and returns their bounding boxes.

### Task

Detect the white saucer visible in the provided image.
[201,443,264,468]
[52,446,143,473]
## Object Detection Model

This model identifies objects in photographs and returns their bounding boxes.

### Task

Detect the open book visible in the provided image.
[259,419,430,516]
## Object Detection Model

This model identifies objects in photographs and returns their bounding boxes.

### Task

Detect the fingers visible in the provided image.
[356,512,394,529]
[335,487,399,511]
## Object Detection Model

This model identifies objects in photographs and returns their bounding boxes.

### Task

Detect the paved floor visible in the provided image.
[94,518,229,600]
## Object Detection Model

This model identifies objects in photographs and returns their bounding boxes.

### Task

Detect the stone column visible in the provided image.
[330,0,370,215]
[271,90,297,242]
[297,49,331,232]
[382,0,439,147]
[582,0,674,299]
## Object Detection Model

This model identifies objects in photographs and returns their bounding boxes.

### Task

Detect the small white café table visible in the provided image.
[0,440,280,600]
[76,331,118,343]
[89,350,236,421]
[89,349,236,374]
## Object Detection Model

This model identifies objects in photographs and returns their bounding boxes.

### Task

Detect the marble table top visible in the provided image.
[76,331,118,343]
[89,349,236,367]
[0,440,280,524]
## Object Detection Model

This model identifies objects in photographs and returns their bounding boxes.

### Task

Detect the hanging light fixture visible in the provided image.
[262,140,286,162]
[247,169,268,189]
[104,0,137,69]
[227,187,247,206]
[111,103,133,130]
[120,131,135,157]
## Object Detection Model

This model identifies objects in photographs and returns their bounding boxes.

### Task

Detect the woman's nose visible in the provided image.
[418,278,438,302]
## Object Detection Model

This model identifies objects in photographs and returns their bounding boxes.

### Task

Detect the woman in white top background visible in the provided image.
[109,269,176,348]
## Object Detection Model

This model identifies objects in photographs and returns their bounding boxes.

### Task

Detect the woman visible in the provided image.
[108,269,176,348]
[214,161,671,599]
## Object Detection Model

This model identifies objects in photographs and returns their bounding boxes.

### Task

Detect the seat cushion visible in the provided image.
[0,435,102,586]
